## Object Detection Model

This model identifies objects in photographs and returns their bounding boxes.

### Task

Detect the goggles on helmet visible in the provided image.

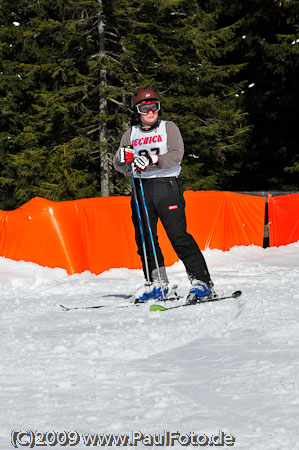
[136,101,161,115]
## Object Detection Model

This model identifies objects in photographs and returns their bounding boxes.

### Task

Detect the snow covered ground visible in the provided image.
[1,243,299,449]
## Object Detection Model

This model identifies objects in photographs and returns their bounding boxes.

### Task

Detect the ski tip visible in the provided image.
[232,290,242,298]
[60,304,69,311]
[149,304,168,312]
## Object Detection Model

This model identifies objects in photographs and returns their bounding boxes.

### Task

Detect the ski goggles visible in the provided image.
[136,101,161,115]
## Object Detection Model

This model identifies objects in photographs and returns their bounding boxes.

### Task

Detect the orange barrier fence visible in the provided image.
[268,193,299,247]
[0,192,266,274]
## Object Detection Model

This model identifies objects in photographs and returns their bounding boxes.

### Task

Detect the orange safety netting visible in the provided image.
[0,192,266,274]
[268,193,299,247]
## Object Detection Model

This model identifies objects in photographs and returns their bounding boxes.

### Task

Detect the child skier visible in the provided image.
[113,87,214,303]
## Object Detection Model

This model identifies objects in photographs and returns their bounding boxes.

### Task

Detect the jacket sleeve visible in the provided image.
[113,128,132,174]
[157,121,184,169]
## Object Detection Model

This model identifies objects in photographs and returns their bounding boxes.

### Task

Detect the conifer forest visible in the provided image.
[0,0,298,209]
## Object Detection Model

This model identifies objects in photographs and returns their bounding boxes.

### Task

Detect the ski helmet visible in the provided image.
[131,87,161,107]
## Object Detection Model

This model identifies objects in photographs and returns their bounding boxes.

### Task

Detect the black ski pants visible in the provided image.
[131,176,211,285]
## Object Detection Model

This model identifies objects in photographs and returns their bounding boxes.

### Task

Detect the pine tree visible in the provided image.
[217,0,299,191]
[0,0,105,208]
[0,0,252,209]
[109,0,249,193]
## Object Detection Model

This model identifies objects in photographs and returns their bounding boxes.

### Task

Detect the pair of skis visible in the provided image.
[60,290,242,312]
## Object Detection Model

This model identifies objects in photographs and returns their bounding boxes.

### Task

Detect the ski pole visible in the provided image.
[138,175,166,300]
[130,164,151,288]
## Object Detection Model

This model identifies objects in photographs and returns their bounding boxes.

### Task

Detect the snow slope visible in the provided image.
[1,243,299,449]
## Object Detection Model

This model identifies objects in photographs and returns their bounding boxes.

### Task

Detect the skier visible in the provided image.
[113,87,214,303]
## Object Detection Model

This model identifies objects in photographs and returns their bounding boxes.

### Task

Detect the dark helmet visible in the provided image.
[131,87,161,107]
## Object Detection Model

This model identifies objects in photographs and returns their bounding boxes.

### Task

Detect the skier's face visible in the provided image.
[140,109,158,126]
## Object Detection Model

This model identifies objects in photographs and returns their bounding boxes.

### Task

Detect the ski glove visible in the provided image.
[134,154,159,172]
[117,146,134,164]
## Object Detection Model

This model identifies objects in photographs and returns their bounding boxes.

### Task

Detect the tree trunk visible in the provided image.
[98,0,109,196]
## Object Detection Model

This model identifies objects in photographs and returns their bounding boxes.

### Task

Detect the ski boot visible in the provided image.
[135,282,179,303]
[186,280,215,305]
[135,282,169,303]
